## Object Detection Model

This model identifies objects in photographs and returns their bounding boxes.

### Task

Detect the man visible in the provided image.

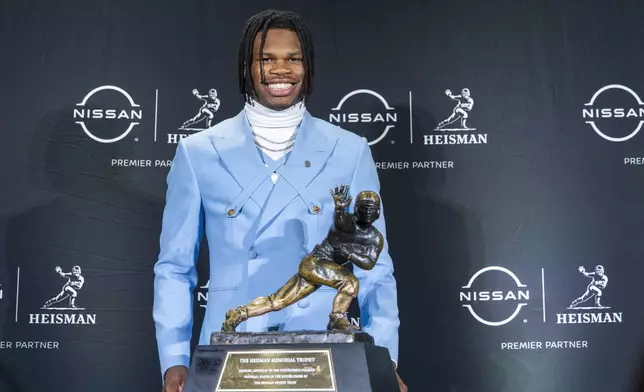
[153,9,406,392]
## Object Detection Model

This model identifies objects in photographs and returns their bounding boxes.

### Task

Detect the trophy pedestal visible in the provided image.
[182,331,399,392]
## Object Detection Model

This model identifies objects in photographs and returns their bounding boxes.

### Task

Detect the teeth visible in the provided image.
[268,83,293,90]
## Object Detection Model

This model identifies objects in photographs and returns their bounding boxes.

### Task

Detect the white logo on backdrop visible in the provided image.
[460,266,530,326]
[436,88,475,131]
[180,88,221,131]
[568,265,609,309]
[28,265,96,325]
[42,266,85,310]
[557,265,622,324]
[73,85,142,143]
[329,89,398,146]
[583,84,644,142]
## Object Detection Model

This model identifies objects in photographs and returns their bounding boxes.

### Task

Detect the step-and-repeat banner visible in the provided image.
[2,1,644,391]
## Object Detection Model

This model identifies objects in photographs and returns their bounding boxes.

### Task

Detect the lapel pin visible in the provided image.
[304,160,311,167]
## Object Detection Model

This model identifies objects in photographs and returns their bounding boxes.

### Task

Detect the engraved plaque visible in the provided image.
[215,349,336,391]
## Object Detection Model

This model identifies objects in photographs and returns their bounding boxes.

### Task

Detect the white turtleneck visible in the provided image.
[245,99,305,183]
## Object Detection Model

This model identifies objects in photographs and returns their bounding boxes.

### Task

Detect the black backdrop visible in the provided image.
[2,0,644,391]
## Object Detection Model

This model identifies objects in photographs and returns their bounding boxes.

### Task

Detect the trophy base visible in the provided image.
[210,330,375,345]
[182,330,398,392]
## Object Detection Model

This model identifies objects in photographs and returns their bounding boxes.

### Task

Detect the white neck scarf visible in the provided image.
[244,99,305,183]
[244,99,305,161]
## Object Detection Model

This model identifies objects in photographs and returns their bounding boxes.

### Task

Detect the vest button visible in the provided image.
[249,249,258,259]
[227,208,235,216]
[312,205,320,213]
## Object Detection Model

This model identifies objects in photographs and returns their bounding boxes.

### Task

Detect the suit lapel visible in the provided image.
[256,112,338,233]
[210,111,276,208]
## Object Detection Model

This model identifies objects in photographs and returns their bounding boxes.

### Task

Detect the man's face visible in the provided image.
[356,201,379,225]
[251,28,305,110]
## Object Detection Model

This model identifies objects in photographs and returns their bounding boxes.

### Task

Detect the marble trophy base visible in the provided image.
[182,331,399,392]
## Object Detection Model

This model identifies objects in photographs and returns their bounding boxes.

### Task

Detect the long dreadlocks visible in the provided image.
[238,10,314,105]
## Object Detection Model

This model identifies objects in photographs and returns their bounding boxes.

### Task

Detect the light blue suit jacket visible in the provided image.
[153,109,400,378]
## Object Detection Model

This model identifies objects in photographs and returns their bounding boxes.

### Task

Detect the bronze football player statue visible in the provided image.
[221,185,384,332]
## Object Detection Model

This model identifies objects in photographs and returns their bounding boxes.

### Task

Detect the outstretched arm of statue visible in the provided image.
[330,185,355,231]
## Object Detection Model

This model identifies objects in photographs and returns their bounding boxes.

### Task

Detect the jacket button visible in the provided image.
[312,205,320,213]
[249,249,258,259]
[227,208,235,217]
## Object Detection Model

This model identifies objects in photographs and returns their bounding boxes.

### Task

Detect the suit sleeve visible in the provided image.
[349,137,400,365]
[153,139,203,379]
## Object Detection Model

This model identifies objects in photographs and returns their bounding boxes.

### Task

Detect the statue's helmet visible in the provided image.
[356,191,380,206]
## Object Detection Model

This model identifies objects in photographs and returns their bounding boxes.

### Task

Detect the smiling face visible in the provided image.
[250,28,305,110]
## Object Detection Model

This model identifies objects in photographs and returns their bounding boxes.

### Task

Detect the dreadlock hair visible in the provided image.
[238,10,314,105]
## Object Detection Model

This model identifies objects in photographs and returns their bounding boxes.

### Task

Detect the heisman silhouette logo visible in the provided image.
[424,88,487,145]
[42,265,85,310]
[568,265,608,310]
[180,88,221,131]
[168,88,221,144]
[29,265,96,325]
[436,88,475,131]
[556,265,623,324]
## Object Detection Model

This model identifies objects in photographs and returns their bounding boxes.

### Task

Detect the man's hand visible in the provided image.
[394,368,408,392]
[330,185,352,209]
[163,365,187,392]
